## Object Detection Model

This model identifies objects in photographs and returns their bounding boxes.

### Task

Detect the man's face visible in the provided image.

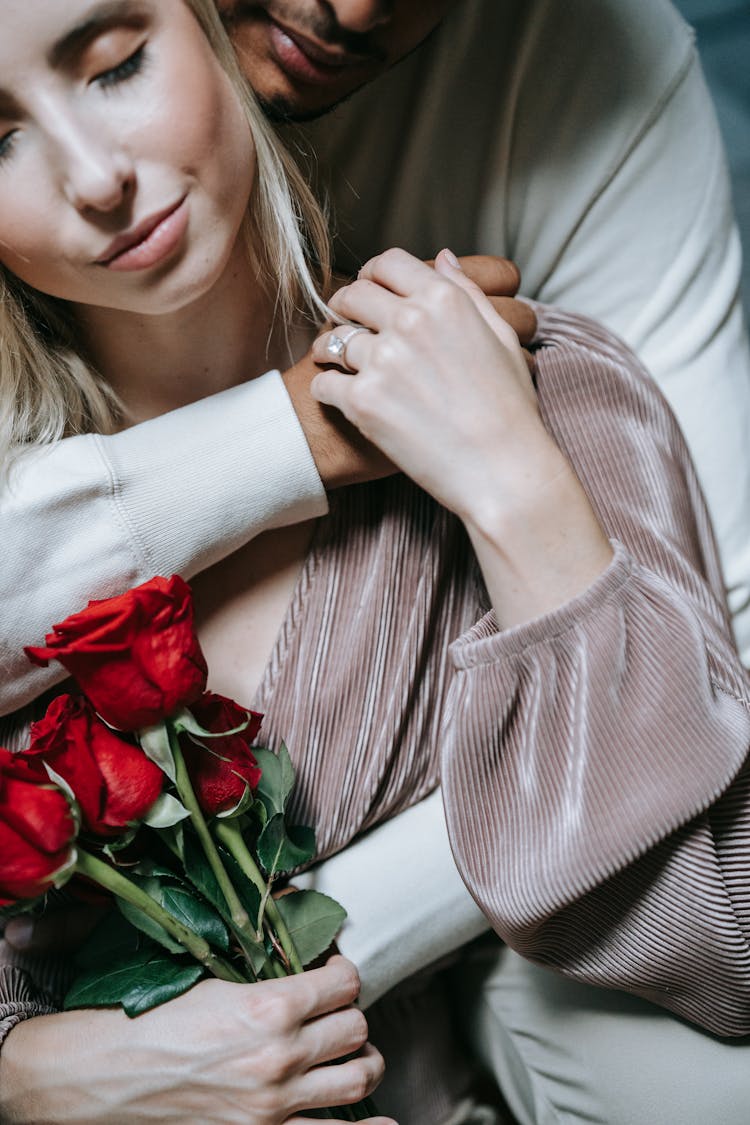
[218,0,455,120]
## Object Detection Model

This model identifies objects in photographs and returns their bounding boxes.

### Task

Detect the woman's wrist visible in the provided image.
[462,440,614,629]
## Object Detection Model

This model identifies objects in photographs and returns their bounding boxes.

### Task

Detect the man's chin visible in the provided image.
[256,81,365,123]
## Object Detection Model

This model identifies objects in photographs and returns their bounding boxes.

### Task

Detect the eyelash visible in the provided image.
[95,42,149,90]
[0,131,16,164]
[0,43,148,165]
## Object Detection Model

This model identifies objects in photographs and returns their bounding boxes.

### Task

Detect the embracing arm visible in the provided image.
[1,371,327,717]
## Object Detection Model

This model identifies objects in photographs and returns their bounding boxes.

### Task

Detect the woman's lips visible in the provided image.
[266,19,369,86]
[97,198,188,272]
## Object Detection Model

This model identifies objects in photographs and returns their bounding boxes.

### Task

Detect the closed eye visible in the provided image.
[0,130,18,165]
[94,42,148,90]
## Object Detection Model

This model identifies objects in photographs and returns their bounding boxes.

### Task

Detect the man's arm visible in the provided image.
[1,371,327,716]
[2,257,531,719]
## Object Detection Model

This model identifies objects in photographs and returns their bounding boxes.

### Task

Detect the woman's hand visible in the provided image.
[0,957,392,1125]
[311,248,543,525]
[284,254,535,491]
[311,248,612,628]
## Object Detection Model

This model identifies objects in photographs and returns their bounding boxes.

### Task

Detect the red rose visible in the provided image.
[25,576,208,730]
[28,695,164,836]
[0,748,77,906]
[181,692,262,816]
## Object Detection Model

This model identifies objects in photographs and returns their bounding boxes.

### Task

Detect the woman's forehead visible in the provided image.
[0,0,153,66]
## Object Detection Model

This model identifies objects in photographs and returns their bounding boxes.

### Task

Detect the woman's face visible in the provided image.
[0,0,256,316]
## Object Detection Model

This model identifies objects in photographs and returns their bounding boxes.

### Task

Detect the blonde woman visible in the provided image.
[1,2,750,1124]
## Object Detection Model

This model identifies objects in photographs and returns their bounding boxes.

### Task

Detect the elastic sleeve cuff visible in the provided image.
[97,371,329,579]
[450,539,633,668]
[0,967,57,1051]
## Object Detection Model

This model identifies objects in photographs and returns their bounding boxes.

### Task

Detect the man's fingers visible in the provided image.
[486,295,537,346]
[284,955,362,1022]
[4,905,106,954]
[289,1043,386,1113]
[452,254,521,297]
[299,1006,370,1068]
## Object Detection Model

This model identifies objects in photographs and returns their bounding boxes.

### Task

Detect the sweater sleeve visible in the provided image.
[1,371,327,718]
[442,308,750,1036]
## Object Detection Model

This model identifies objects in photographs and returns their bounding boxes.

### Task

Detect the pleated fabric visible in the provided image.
[2,307,750,1118]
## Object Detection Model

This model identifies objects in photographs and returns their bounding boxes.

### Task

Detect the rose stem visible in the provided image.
[75,849,245,984]
[168,728,276,976]
[214,820,304,974]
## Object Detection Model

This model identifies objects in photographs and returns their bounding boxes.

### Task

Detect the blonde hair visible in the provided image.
[0,0,331,470]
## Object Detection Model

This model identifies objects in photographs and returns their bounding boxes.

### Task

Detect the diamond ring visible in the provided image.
[325,325,370,371]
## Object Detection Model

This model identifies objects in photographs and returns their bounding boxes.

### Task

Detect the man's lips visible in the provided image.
[96,198,188,271]
[266,17,373,85]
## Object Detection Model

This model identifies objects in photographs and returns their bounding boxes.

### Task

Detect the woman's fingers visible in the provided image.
[357,246,436,296]
[328,277,396,329]
[288,1042,386,1113]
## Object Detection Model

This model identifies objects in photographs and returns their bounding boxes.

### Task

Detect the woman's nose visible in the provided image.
[56,118,134,214]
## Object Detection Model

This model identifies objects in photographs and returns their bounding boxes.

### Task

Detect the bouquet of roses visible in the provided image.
[1,575,374,1121]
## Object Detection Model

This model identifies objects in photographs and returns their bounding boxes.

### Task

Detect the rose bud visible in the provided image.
[181,692,262,817]
[25,575,208,731]
[0,748,77,906]
[27,695,164,837]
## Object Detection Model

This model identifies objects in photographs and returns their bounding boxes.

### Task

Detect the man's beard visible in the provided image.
[256,82,368,124]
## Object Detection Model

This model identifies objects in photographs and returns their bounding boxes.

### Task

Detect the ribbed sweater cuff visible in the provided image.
[96,371,329,579]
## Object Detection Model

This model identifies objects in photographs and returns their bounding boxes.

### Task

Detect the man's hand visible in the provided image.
[284,255,535,490]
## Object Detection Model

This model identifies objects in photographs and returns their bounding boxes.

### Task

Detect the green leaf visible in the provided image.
[143,791,190,829]
[253,748,284,817]
[278,743,296,806]
[117,897,184,955]
[65,945,157,1007]
[215,782,256,820]
[218,848,263,925]
[173,707,253,740]
[74,909,144,971]
[65,947,204,1016]
[138,722,176,782]
[160,885,229,952]
[132,858,183,882]
[238,934,271,977]
[275,890,347,967]
[257,815,316,878]
[122,961,206,1017]
[182,830,229,915]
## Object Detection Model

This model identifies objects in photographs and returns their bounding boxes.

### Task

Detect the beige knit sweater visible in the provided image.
[2,307,749,1119]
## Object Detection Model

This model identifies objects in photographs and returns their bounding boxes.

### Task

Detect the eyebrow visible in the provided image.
[47,0,149,69]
